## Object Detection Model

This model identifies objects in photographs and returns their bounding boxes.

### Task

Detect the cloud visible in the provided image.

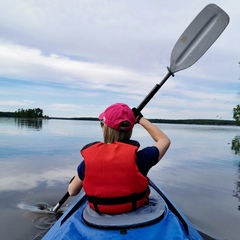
[50,103,81,112]
[0,39,174,94]
[0,0,239,120]
[0,99,32,106]
[0,167,74,191]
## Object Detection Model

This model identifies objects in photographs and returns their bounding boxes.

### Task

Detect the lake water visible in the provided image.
[0,118,240,240]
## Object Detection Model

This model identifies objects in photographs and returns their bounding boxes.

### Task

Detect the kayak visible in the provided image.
[43,179,203,240]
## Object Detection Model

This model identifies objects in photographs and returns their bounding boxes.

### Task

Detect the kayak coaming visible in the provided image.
[43,180,203,240]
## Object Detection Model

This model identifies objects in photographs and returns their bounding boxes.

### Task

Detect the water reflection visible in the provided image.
[231,135,240,210]
[232,135,240,156]
[14,118,44,130]
[1,120,239,240]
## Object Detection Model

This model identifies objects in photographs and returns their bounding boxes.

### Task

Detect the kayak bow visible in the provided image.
[43,180,202,240]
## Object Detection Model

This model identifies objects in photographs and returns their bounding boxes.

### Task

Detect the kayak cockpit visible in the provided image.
[82,186,166,229]
[43,180,202,240]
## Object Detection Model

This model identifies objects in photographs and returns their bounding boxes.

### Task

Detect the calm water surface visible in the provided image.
[0,118,240,240]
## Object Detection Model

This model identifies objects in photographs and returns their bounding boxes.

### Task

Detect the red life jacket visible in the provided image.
[81,141,149,214]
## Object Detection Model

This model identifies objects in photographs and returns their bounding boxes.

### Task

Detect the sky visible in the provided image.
[0,0,239,120]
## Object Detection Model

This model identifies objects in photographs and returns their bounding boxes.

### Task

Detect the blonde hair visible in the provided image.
[103,121,133,143]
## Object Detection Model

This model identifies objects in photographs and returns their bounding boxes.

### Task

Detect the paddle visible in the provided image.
[137,3,229,111]
[51,177,74,213]
[52,192,70,213]
[51,3,229,213]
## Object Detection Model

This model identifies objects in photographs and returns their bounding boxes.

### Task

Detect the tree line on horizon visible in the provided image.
[0,106,239,126]
[0,108,48,118]
[232,61,240,126]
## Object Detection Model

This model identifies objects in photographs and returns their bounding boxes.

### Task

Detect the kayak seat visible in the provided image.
[82,187,166,229]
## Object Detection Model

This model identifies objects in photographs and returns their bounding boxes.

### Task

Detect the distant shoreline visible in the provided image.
[49,117,237,126]
[0,115,237,126]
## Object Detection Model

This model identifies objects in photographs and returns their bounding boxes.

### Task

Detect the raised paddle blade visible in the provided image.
[137,4,229,112]
[169,4,229,73]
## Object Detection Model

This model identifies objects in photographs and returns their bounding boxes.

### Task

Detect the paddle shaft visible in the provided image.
[49,72,174,212]
[52,176,75,213]
[51,71,171,212]
[137,71,172,111]
[52,192,70,213]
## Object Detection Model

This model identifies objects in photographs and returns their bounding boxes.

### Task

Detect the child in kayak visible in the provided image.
[68,103,170,214]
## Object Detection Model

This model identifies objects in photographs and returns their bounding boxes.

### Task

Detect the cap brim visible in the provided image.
[98,112,104,120]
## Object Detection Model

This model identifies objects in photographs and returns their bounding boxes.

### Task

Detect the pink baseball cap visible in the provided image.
[99,103,135,131]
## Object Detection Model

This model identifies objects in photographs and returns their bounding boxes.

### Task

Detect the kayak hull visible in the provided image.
[43,180,202,240]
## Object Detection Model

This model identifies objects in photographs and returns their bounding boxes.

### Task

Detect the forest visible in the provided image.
[0,108,48,118]
[0,109,238,126]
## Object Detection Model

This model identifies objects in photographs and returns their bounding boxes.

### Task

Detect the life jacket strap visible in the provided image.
[87,188,149,213]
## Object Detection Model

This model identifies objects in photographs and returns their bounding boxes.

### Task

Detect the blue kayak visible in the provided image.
[43,180,203,240]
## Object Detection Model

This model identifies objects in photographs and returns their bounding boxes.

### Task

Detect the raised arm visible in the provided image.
[139,117,171,161]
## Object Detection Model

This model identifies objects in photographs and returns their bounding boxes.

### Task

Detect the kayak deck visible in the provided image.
[43,180,203,240]
[82,185,165,229]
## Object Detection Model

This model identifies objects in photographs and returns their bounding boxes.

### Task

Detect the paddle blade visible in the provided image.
[169,4,229,74]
